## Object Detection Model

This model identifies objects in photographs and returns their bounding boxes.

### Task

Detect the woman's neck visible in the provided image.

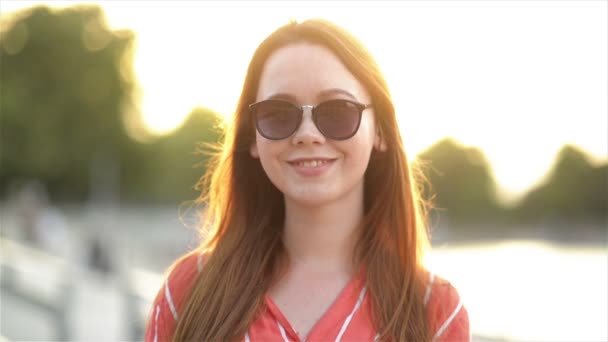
[282,193,364,274]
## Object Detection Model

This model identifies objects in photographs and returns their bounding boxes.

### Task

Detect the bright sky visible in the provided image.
[2,0,607,202]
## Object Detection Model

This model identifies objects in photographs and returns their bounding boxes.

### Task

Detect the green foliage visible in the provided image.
[0,5,223,203]
[417,140,606,227]
[417,138,502,223]
[1,5,136,200]
[123,107,223,203]
[515,145,607,222]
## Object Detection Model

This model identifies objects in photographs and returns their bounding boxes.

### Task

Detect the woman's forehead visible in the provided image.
[255,43,370,104]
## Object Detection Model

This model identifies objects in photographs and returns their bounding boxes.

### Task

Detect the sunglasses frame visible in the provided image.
[249,99,373,141]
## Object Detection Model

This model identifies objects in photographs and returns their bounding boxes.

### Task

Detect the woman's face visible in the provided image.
[250,42,383,207]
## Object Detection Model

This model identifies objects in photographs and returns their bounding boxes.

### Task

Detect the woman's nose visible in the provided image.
[291,106,326,145]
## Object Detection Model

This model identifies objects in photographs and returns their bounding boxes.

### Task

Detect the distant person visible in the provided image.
[87,235,113,275]
[15,180,69,256]
[146,19,469,341]
[15,180,47,243]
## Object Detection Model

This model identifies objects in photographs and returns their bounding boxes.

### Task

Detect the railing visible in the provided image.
[0,237,162,341]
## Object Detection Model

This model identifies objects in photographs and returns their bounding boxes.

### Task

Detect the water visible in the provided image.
[428,241,608,341]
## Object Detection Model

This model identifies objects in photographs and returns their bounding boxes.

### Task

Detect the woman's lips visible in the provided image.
[287,158,336,176]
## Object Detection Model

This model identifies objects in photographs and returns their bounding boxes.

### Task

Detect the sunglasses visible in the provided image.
[249,99,373,140]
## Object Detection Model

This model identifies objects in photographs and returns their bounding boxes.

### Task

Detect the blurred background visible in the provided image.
[0,1,606,341]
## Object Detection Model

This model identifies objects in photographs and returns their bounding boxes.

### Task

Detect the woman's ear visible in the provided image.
[374,130,387,151]
[250,142,259,158]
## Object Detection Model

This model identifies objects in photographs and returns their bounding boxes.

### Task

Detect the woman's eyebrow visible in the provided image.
[317,88,357,100]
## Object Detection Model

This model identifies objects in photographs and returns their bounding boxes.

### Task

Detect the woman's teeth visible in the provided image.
[294,160,330,167]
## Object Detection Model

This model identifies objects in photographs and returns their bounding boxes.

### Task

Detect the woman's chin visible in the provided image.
[284,188,340,208]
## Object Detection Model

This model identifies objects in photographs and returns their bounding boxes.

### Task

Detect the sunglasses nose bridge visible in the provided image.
[299,104,315,127]
[292,104,325,143]
[301,105,314,116]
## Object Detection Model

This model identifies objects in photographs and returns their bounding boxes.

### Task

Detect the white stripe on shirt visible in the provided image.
[165,279,179,321]
[276,320,290,342]
[154,304,160,342]
[432,297,463,342]
[335,286,367,342]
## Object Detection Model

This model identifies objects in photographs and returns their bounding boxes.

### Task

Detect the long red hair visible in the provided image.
[172,19,431,341]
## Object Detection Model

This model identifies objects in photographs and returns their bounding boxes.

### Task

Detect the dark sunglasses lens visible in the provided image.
[255,101,300,139]
[314,100,361,139]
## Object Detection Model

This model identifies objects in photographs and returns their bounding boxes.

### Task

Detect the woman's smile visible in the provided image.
[287,157,337,177]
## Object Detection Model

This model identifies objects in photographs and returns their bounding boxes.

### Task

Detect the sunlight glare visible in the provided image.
[1,0,606,198]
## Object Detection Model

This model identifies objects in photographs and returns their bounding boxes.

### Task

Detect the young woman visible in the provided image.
[145,19,469,342]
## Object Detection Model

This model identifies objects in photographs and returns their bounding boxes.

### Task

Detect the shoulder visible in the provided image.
[423,271,470,342]
[164,251,205,300]
[144,251,206,342]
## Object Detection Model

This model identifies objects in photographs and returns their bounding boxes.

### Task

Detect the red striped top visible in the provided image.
[145,253,470,342]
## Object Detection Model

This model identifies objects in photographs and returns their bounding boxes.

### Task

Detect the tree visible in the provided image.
[1,5,136,201]
[417,138,501,223]
[516,145,608,222]
[123,107,224,203]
